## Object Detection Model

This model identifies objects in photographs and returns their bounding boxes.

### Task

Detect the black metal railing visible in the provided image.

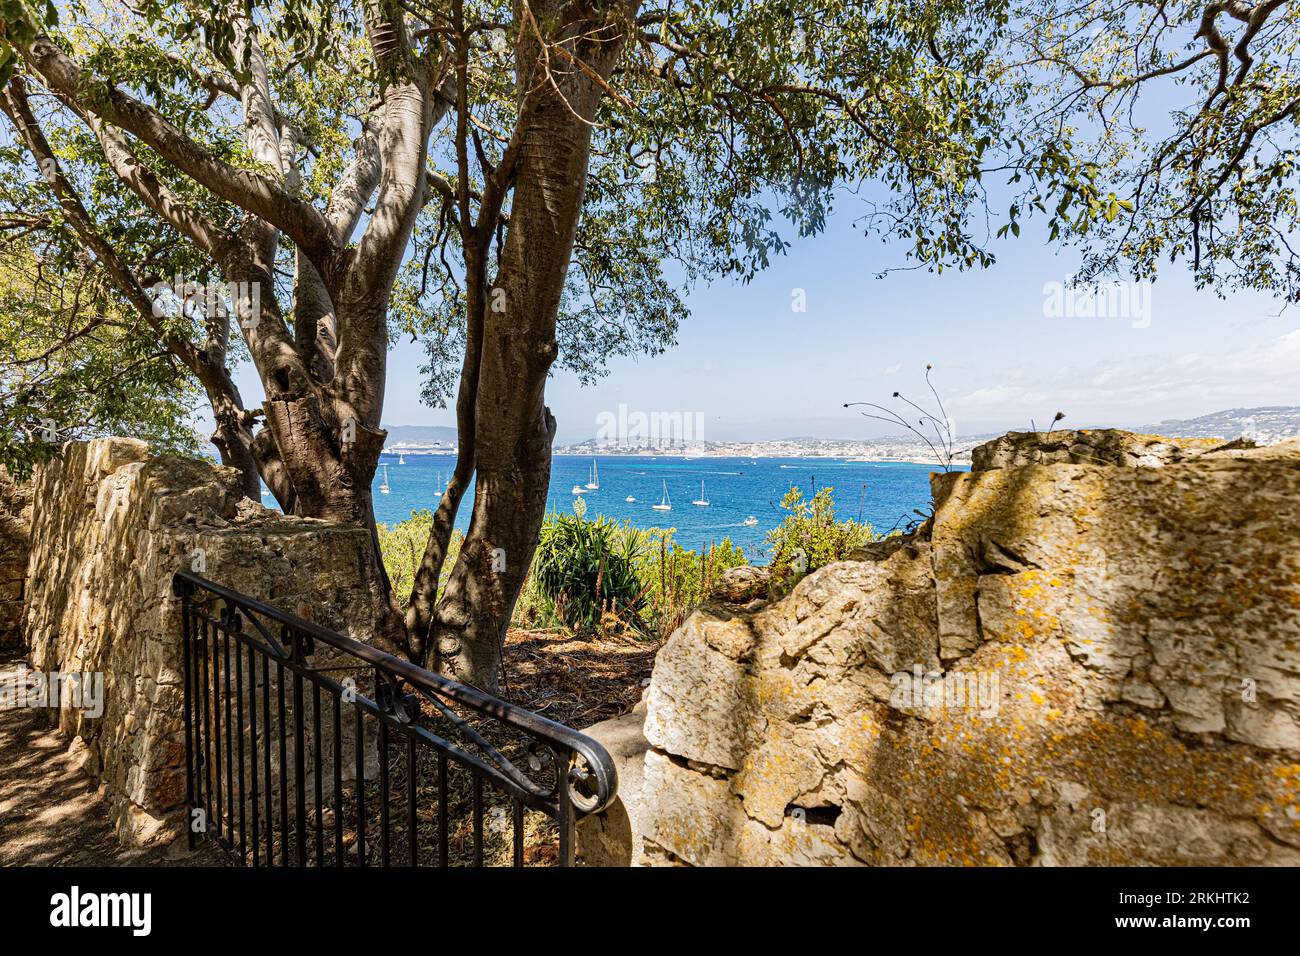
[172,571,616,867]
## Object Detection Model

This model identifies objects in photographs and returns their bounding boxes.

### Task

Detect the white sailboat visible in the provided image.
[585,460,599,490]
[379,464,391,495]
[691,480,710,507]
[652,481,671,511]
[742,515,758,526]
[398,452,406,465]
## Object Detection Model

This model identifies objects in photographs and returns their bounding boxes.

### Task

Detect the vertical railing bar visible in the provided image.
[407,732,418,868]
[293,637,307,868]
[473,774,484,867]
[379,717,390,868]
[248,640,261,868]
[354,706,365,867]
[211,616,223,841]
[261,653,274,866]
[437,752,448,868]
[179,595,196,851]
[234,637,246,865]
[199,616,213,842]
[333,692,344,867]
[513,797,524,867]
[278,659,288,867]
[313,681,324,867]
[223,628,234,847]
[557,751,574,868]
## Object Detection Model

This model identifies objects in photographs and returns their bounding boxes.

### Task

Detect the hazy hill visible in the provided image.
[1134,406,1300,442]
[394,406,1300,454]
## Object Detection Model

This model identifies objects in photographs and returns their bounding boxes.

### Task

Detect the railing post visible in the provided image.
[557,750,575,867]
[174,575,196,850]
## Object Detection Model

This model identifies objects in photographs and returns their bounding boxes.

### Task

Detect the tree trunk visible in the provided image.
[211,418,261,499]
[431,81,605,691]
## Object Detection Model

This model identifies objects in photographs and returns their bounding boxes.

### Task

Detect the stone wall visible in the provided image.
[579,431,1300,866]
[0,465,32,649]
[22,439,380,845]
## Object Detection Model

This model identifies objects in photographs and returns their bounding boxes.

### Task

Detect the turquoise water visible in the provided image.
[366,454,964,564]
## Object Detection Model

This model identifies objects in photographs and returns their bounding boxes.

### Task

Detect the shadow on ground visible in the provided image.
[0,652,223,866]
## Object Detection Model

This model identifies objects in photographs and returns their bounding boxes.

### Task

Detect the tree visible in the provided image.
[8,1,1287,692]
[0,238,201,477]
[0,0,1072,689]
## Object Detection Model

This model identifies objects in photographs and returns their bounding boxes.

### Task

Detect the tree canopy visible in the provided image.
[1,0,1296,684]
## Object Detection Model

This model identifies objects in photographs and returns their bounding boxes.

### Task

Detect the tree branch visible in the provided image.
[18,34,339,272]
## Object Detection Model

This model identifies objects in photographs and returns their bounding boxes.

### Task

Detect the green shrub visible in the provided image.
[527,508,747,638]
[532,510,646,633]
[377,510,462,607]
[381,503,751,640]
[765,485,874,589]
[632,528,746,639]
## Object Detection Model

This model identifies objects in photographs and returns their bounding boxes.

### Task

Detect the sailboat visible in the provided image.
[652,481,671,511]
[585,460,599,490]
[398,452,406,465]
[379,464,391,495]
[742,515,758,526]
[691,480,709,507]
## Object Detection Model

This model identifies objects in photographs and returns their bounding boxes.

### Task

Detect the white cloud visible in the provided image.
[949,327,1300,428]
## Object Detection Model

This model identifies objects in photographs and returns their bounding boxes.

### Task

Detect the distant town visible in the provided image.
[381,406,1300,462]
[549,435,980,463]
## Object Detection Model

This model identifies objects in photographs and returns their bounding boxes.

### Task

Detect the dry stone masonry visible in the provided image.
[0,465,32,650]
[579,430,1300,866]
[21,439,380,845]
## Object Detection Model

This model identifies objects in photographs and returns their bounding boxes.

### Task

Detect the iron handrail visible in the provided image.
[172,570,618,817]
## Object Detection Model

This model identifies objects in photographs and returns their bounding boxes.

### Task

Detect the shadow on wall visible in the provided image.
[0,466,32,650]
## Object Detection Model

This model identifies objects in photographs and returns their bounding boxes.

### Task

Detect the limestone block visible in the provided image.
[576,706,650,866]
[623,430,1300,866]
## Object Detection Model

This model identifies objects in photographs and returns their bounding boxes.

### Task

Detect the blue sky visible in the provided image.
[224,196,1298,446]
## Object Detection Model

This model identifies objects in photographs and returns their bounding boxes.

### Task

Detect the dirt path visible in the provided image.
[0,653,221,866]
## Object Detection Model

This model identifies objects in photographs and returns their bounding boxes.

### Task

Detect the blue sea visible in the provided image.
[363,454,965,564]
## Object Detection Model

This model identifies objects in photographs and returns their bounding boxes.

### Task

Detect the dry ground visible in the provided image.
[0,652,224,865]
[499,626,659,727]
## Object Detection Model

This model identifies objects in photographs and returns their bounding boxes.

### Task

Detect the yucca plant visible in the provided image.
[532,513,646,633]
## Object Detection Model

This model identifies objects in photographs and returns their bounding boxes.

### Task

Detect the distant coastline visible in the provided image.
[380,405,1300,462]
[381,445,974,465]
